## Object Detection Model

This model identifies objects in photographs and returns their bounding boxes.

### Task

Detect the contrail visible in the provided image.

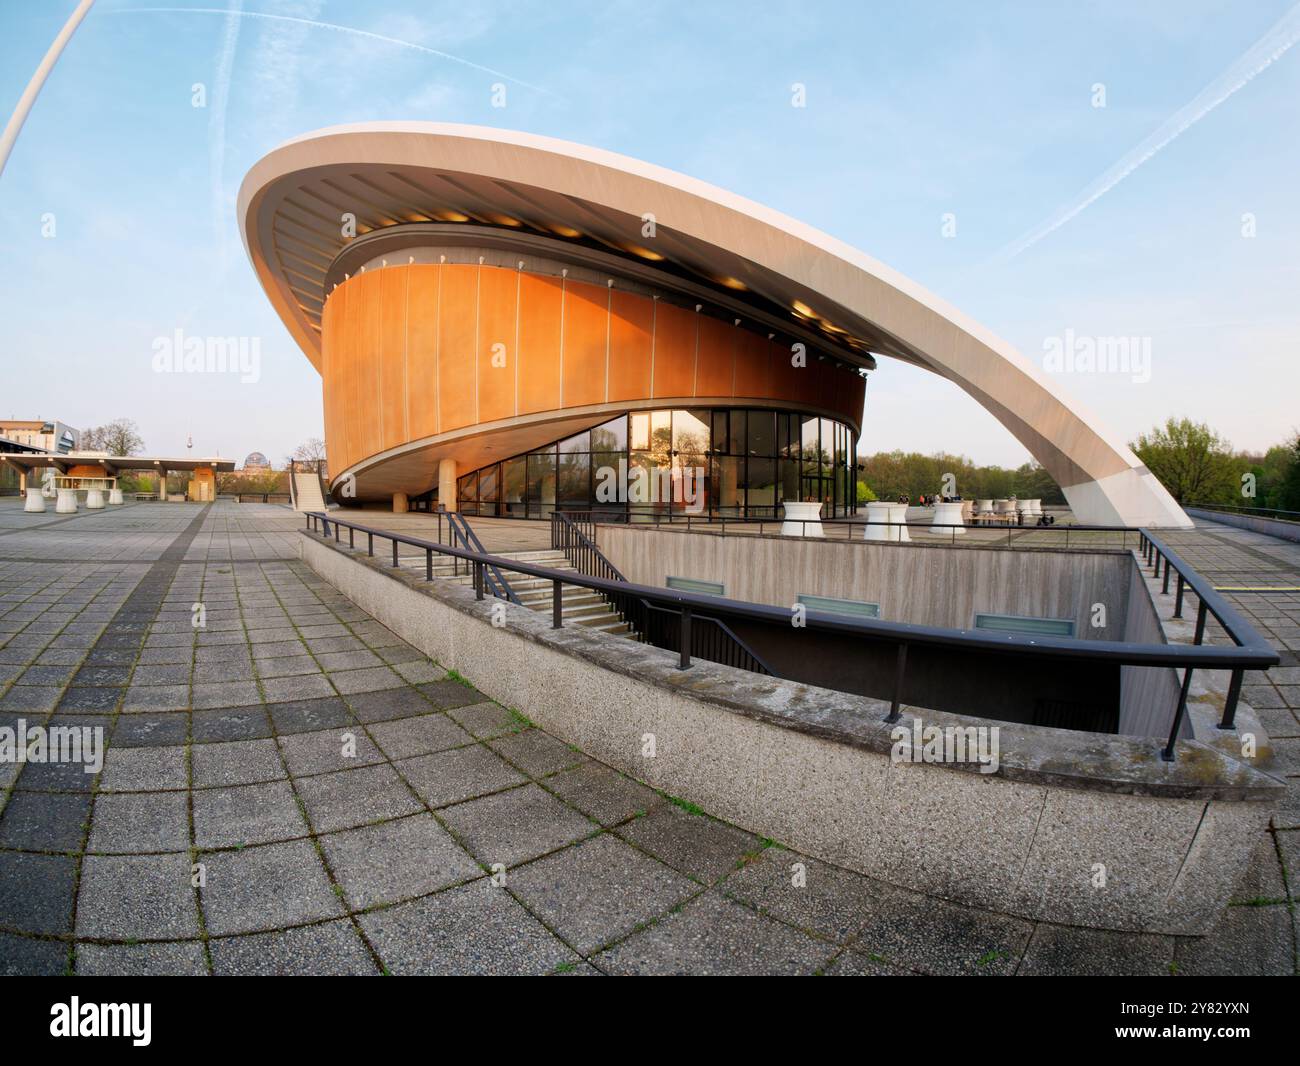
[111,6,560,98]
[991,3,1300,263]
[208,0,241,273]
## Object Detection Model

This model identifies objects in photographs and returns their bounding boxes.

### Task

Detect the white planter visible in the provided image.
[781,501,824,537]
[976,499,994,513]
[864,501,910,542]
[996,499,1016,514]
[108,487,124,505]
[55,488,78,514]
[24,487,46,513]
[1020,498,1041,516]
[930,500,966,535]
[85,489,105,510]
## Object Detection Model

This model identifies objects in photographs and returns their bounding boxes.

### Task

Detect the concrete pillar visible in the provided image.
[392,492,409,514]
[55,487,77,513]
[24,486,46,513]
[438,458,458,513]
[108,486,123,505]
[85,488,105,509]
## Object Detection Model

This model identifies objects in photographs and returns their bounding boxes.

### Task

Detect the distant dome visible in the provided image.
[243,451,270,470]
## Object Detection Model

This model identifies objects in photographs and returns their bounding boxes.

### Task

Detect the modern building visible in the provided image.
[240,123,1191,527]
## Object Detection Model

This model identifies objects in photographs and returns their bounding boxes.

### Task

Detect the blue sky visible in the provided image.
[1,0,1297,467]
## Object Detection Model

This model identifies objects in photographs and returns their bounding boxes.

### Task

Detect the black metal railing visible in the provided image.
[554,508,1139,551]
[303,511,1278,762]
[549,511,772,673]
[446,512,521,605]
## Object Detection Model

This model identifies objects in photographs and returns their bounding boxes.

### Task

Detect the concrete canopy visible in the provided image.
[239,122,1190,528]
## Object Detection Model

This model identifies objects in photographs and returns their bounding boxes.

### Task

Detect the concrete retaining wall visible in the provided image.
[1186,507,1300,544]
[596,525,1132,639]
[300,531,1284,935]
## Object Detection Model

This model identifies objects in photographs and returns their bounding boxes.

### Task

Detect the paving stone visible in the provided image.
[360,881,575,975]
[424,681,490,713]
[76,941,208,976]
[88,792,190,853]
[439,783,595,867]
[0,851,77,934]
[722,848,877,943]
[76,852,199,939]
[1174,904,1295,976]
[192,737,285,787]
[121,684,189,712]
[594,891,832,976]
[261,673,335,703]
[6,751,101,792]
[1019,924,1175,976]
[200,839,342,935]
[617,803,763,884]
[321,813,481,909]
[111,713,190,748]
[56,686,121,712]
[368,712,472,759]
[510,833,697,954]
[490,728,586,778]
[194,780,308,848]
[849,884,1033,976]
[0,931,67,975]
[329,666,404,695]
[544,763,660,826]
[398,745,527,808]
[192,705,273,743]
[295,764,423,833]
[391,659,442,683]
[268,696,353,735]
[251,641,308,660]
[192,680,261,710]
[345,686,436,724]
[0,686,62,712]
[0,790,91,851]
[1231,832,1288,903]
[131,664,192,686]
[255,654,320,679]
[278,727,383,776]
[823,950,919,975]
[210,920,376,975]
[100,745,188,791]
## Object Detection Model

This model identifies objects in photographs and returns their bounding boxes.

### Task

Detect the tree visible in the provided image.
[289,438,327,473]
[1130,418,1237,505]
[80,419,144,456]
[1276,436,1300,512]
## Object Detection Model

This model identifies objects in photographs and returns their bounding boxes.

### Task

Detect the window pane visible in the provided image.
[712,456,743,516]
[629,450,670,515]
[527,453,556,511]
[558,429,589,453]
[502,458,526,516]
[557,453,590,505]
[649,410,672,466]
[591,453,623,509]
[630,412,651,451]
[711,411,727,453]
[590,415,627,451]
[672,410,710,469]
[747,410,776,456]
[478,465,499,502]
[744,457,776,514]
[779,458,799,503]
[800,415,819,461]
[727,409,746,455]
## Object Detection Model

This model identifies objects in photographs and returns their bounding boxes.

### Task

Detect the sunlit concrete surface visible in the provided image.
[0,499,1293,974]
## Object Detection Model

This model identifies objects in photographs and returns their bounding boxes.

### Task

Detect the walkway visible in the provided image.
[0,499,1293,974]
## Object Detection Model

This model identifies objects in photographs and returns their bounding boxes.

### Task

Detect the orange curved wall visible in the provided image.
[320,263,865,479]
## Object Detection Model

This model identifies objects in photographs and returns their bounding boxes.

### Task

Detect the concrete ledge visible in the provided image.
[1187,507,1300,543]
[299,530,1285,934]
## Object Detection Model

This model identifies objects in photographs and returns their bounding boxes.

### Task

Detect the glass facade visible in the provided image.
[452,408,857,519]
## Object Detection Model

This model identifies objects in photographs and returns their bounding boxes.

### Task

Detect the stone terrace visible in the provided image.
[0,499,1294,975]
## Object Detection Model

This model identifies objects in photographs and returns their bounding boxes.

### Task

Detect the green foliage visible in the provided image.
[855,480,876,503]
[1131,418,1240,505]
[856,451,1065,504]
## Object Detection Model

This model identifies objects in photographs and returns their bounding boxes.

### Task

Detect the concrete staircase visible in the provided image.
[292,471,326,513]
[401,548,635,638]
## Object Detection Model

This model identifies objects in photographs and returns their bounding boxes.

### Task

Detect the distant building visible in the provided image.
[243,451,271,471]
[0,420,79,493]
[0,419,78,454]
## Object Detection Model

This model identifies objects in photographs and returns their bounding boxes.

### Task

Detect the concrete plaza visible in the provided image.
[0,499,1294,975]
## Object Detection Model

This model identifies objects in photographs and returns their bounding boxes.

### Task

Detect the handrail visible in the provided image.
[446,512,521,605]
[303,511,1279,761]
[1191,502,1300,524]
[550,511,773,673]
